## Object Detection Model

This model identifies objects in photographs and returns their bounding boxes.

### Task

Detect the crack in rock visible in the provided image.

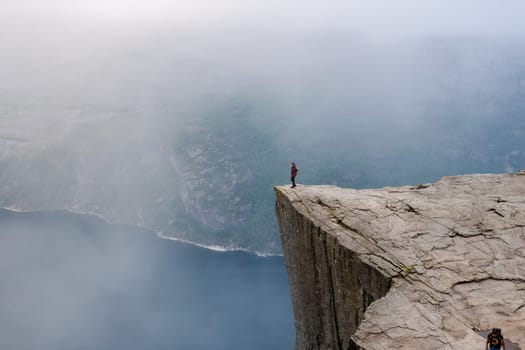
[275,172,525,349]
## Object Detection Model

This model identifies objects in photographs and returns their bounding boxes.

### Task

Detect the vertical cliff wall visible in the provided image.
[276,187,392,350]
[275,172,525,350]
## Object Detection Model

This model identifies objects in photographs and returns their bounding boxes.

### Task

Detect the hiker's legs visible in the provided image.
[291,176,296,188]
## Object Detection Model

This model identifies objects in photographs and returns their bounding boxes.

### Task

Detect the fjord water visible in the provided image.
[0,209,294,350]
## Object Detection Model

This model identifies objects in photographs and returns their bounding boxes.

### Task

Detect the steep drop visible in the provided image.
[275,172,525,350]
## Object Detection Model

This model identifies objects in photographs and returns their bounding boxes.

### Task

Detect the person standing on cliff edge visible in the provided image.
[290,162,299,188]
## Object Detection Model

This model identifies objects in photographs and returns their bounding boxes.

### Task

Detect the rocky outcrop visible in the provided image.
[275,172,525,350]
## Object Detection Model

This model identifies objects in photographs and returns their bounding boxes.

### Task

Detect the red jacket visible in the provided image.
[291,165,298,177]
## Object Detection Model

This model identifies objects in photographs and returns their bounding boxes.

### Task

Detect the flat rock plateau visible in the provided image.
[275,172,525,350]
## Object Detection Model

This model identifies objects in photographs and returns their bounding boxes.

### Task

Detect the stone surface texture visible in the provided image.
[275,172,525,350]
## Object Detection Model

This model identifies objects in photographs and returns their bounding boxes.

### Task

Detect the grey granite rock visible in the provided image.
[275,172,525,350]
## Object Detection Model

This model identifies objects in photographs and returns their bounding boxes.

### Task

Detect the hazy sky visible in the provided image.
[3,0,525,38]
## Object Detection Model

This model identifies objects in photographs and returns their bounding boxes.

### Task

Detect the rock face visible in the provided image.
[275,172,525,350]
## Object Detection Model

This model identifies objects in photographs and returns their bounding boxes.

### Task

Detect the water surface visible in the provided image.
[0,209,294,350]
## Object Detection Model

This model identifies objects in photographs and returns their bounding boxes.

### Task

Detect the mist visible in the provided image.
[1,0,525,252]
[1,1,525,348]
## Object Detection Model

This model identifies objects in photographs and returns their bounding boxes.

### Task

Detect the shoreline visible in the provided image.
[0,206,281,258]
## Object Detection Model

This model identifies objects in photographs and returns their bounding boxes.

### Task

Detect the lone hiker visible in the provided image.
[291,162,299,188]
[486,328,505,350]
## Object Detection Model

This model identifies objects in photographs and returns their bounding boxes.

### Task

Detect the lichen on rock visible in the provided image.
[275,172,525,350]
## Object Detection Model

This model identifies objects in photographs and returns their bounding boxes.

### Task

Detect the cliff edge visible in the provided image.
[275,172,525,350]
